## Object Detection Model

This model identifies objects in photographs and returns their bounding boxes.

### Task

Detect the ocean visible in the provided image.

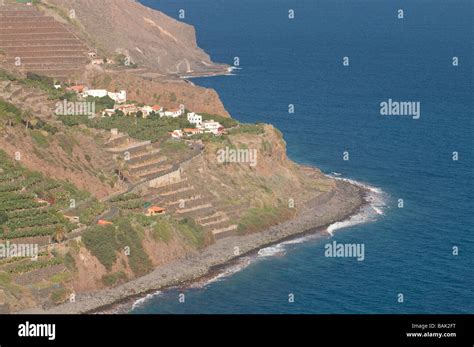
[132,0,473,313]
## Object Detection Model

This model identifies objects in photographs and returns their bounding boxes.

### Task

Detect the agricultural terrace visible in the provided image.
[0,150,88,241]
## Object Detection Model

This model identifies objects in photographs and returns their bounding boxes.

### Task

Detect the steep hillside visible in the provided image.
[0,2,89,80]
[0,0,230,115]
[85,69,230,117]
[41,0,229,76]
[0,78,122,198]
[0,1,365,314]
[0,69,354,313]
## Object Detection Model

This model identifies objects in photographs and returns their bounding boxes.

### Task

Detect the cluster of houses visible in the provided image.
[64,86,129,104]
[170,112,225,139]
[61,84,225,138]
[103,105,189,119]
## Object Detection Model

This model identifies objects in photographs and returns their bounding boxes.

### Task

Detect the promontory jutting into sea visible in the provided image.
[0,0,471,324]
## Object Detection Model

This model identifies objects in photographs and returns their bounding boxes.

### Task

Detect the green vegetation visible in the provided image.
[159,138,188,154]
[177,218,205,248]
[0,98,21,118]
[8,258,62,274]
[30,130,50,148]
[56,133,76,155]
[77,200,107,225]
[115,218,152,276]
[50,272,71,284]
[151,218,173,243]
[109,193,141,203]
[63,251,77,272]
[82,212,206,279]
[82,225,117,270]
[82,217,153,275]
[237,205,296,234]
[102,271,127,286]
[20,73,76,101]
[0,150,87,240]
[50,287,71,305]
[138,214,203,246]
[0,271,23,293]
[115,54,138,68]
[228,123,265,135]
[0,210,8,225]
[109,193,144,210]
[84,95,114,112]
[201,113,238,128]
[1,97,59,134]
[0,69,17,82]
[59,113,193,143]
[261,139,273,154]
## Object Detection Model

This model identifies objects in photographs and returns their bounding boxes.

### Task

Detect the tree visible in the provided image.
[0,211,8,225]
[53,226,66,243]
[22,109,34,130]
[5,112,16,129]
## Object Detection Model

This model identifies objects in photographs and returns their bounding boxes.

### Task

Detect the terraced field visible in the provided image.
[105,136,170,183]
[0,3,89,80]
[0,150,88,243]
[0,149,91,310]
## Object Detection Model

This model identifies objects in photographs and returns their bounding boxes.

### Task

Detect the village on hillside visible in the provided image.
[54,83,226,139]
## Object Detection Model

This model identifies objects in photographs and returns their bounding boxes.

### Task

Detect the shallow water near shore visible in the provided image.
[132,0,473,313]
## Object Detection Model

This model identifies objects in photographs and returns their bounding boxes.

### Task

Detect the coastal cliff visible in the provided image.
[0,0,365,314]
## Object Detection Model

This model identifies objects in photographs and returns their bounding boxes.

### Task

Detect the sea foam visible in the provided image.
[325,175,388,236]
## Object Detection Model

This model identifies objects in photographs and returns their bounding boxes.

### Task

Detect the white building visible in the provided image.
[200,120,224,135]
[117,104,138,116]
[108,90,127,104]
[187,112,202,126]
[160,108,183,118]
[139,106,154,118]
[83,89,108,98]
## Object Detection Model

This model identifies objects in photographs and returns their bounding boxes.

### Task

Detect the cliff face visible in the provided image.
[86,69,230,117]
[44,0,229,76]
[0,1,353,314]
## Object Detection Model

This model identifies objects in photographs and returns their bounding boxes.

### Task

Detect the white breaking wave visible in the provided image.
[257,233,322,258]
[325,174,388,236]
[258,244,286,257]
[131,291,162,310]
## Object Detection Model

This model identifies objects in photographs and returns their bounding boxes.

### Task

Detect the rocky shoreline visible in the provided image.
[19,179,366,314]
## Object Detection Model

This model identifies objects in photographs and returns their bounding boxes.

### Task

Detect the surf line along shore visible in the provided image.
[20,179,367,314]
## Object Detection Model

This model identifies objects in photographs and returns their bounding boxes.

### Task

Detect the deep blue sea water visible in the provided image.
[133,0,473,313]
